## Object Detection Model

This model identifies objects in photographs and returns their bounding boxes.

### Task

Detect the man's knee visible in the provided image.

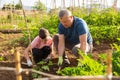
[72,47,79,57]
[53,34,59,51]
[72,44,93,57]
[88,44,93,53]
[53,34,59,43]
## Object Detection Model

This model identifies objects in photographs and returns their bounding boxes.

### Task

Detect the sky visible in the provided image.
[0,0,120,9]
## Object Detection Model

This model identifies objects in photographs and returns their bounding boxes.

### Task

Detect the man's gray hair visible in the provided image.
[58,9,72,18]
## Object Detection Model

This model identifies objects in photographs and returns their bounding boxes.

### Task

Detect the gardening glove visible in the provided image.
[27,59,32,67]
[58,56,63,66]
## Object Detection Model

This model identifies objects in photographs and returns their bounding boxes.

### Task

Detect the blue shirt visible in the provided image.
[58,16,93,44]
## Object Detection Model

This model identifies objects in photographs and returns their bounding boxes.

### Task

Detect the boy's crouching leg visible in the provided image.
[32,48,42,63]
[42,46,52,62]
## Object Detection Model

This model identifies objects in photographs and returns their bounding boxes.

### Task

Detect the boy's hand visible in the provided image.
[27,59,32,67]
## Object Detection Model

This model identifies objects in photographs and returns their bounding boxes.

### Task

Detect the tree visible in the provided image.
[15,3,22,9]
[112,0,118,10]
[2,4,13,10]
[33,1,46,10]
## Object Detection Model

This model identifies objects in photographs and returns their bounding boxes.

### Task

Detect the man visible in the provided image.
[53,9,93,66]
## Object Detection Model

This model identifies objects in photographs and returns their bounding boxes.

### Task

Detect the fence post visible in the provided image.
[107,51,112,80]
[15,50,22,80]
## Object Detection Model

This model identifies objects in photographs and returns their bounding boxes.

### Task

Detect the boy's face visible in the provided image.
[59,15,73,28]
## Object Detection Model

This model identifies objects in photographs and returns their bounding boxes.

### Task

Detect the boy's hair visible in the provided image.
[39,28,49,39]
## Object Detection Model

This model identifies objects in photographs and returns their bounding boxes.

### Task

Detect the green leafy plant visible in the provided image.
[37,61,49,71]
[36,60,53,71]
[31,72,42,79]
[57,51,106,76]
[31,61,53,79]
[112,42,120,76]
[112,50,120,76]
[0,56,4,61]
[90,25,120,44]
[98,53,107,64]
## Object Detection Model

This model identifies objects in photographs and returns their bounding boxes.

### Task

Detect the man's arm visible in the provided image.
[79,34,87,54]
[58,34,65,56]
[57,34,65,66]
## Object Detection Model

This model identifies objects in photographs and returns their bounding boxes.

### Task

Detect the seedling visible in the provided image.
[0,56,4,61]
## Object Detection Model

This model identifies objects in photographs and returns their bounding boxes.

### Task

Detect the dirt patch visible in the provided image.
[0,61,32,80]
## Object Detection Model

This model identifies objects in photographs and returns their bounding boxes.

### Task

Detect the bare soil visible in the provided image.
[0,32,117,80]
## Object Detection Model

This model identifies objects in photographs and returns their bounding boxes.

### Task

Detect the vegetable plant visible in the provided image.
[57,51,106,76]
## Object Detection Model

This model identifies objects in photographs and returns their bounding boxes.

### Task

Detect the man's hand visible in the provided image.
[58,56,63,66]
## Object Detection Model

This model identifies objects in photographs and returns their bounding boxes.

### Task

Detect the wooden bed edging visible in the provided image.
[0,29,22,33]
[0,66,120,80]
[0,67,59,77]
[33,76,120,80]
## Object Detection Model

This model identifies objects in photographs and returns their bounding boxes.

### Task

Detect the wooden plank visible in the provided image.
[34,76,108,80]
[0,29,22,33]
[34,76,120,80]
[107,51,112,80]
[0,67,120,80]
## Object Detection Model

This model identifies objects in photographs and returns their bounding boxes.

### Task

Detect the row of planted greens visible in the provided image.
[1,8,120,28]
[17,8,120,46]
[1,8,119,46]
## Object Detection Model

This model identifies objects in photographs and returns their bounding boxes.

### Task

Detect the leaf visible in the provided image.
[41,65,49,71]
[0,57,4,61]
[37,61,46,65]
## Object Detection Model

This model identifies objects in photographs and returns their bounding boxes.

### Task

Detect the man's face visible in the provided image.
[59,15,73,28]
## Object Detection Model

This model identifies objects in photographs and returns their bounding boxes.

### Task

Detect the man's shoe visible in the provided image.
[43,56,51,63]
[64,58,70,64]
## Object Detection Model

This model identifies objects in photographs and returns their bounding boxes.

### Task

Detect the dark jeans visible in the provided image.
[53,34,76,50]
[53,34,77,57]
[32,46,51,63]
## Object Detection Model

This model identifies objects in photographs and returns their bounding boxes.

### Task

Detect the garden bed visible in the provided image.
[0,32,119,80]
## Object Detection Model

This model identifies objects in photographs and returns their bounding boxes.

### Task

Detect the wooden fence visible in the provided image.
[0,50,117,80]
